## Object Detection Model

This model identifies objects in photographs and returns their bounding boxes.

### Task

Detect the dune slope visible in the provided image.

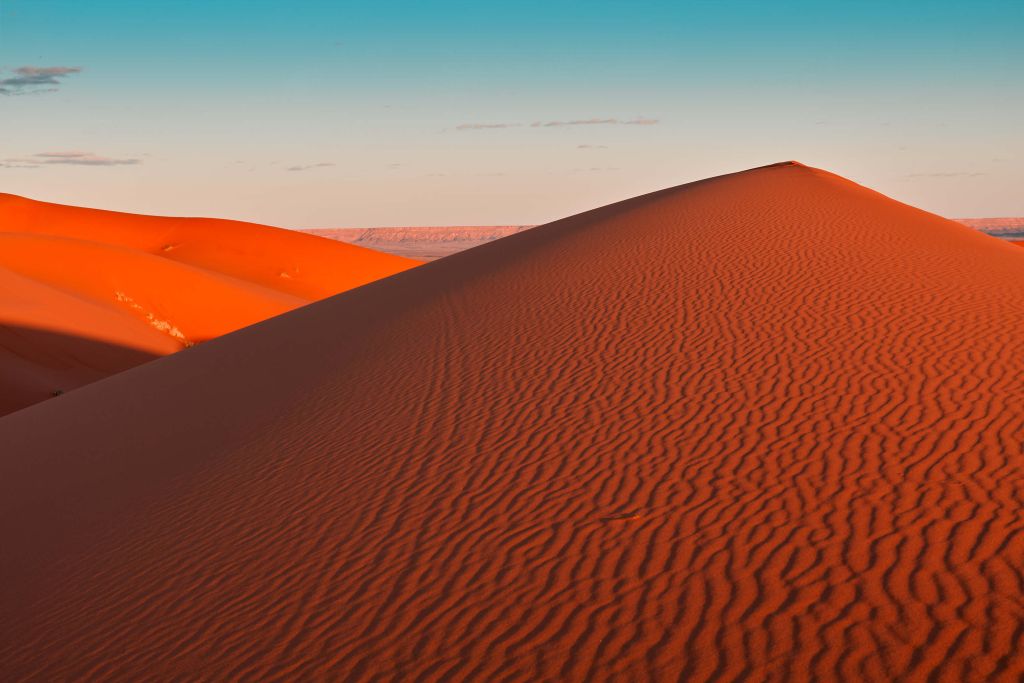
[0,194,418,414]
[3,162,1024,681]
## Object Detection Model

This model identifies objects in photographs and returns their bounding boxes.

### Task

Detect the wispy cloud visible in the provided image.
[457,117,658,131]
[578,144,609,149]
[905,171,987,179]
[35,151,140,166]
[532,117,658,127]
[286,162,335,172]
[535,118,618,127]
[1,151,141,168]
[0,66,82,95]
[456,122,523,130]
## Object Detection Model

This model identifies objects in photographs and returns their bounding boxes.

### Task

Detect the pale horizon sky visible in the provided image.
[1,0,1021,228]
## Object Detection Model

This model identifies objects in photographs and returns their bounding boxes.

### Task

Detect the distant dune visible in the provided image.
[305,225,535,260]
[0,193,418,415]
[5,162,1024,680]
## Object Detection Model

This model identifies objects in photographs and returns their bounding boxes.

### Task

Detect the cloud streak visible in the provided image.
[35,152,141,166]
[456,123,523,130]
[905,171,987,178]
[457,117,658,131]
[1,151,142,168]
[287,162,335,172]
[0,66,82,95]
[533,117,658,127]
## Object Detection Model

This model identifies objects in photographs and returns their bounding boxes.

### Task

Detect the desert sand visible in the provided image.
[3,162,1024,680]
[0,193,418,415]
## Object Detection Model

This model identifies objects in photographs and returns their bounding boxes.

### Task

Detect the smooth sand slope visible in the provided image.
[3,162,1024,681]
[0,193,418,415]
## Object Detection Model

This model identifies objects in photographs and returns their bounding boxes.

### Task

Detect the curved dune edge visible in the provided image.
[0,192,422,299]
[0,194,419,415]
[4,162,1024,680]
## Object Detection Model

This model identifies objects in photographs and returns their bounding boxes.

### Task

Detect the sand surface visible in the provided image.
[3,162,1024,680]
[0,193,418,415]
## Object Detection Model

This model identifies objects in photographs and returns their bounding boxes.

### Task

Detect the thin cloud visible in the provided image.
[457,117,659,131]
[0,66,82,95]
[578,144,609,149]
[34,151,140,166]
[905,171,987,179]
[533,117,658,128]
[533,118,618,127]
[456,122,523,130]
[2,152,141,167]
[287,162,335,172]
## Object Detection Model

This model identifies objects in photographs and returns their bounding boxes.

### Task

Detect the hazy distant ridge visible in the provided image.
[304,226,535,260]
[305,218,1024,259]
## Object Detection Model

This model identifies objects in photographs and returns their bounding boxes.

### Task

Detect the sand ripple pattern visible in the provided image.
[3,163,1024,681]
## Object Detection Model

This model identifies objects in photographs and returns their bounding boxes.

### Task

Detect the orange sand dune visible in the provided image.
[0,194,418,414]
[0,193,419,299]
[3,162,1024,680]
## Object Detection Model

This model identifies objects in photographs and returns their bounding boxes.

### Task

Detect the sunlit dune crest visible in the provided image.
[0,193,419,415]
[4,162,1024,680]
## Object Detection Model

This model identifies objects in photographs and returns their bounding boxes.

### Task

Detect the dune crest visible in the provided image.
[0,193,418,415]
[3,163,1024,680]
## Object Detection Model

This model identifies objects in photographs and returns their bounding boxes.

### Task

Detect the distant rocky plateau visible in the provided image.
[303,226,535,260]
[305,218,1024,260]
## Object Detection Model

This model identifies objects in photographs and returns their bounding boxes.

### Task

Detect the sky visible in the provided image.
[0,0,1021,227]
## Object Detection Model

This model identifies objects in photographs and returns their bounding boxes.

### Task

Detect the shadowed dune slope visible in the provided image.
[0,194,418,414]
[4,162,1024,681]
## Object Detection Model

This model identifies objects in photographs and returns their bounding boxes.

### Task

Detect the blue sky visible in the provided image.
[0,0,1021,226]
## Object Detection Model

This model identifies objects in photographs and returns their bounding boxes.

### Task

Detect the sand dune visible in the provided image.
[4,162,1024,680]
[0,193,418,414]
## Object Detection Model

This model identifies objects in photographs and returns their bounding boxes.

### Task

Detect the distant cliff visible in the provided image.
[305,219,1024,260]
[954,217,1024,236]
[303,226,535,260]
